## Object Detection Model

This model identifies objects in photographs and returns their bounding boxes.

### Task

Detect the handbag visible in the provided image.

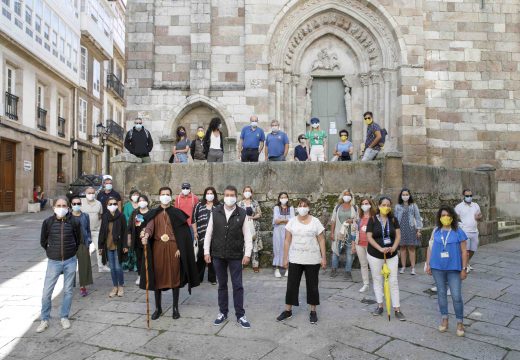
[247,219,257,241]
[168,154,175,163]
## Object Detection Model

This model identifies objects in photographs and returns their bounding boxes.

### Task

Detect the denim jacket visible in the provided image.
[394,203,423,229]
[75,212,92,246]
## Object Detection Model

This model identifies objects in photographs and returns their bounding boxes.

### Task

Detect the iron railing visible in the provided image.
[37,107,47,131]
[106,119,124,142]
[106,73,124,100]
[5,92,19,120]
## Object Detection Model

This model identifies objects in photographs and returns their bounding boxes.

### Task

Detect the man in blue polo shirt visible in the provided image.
[239,115,265,162]
[264,120,289,161]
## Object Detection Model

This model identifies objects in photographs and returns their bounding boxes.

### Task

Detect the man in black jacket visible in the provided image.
[124,117,154,163]
[204,185,253,328]
[37,197,81,333]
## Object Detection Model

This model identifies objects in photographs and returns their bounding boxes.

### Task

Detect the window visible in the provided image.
[92,105,100,136]
[35,15,41,33]
[14,0,20,16]
[2,0,11,20]
[59,37,65,62]
[72,49,78,72]
[43,23,49,40]
[106,101,113,120]
[79,98,87,136]
[80,46,87,83]
[57,153,65,183]
[6,66,15,94]
[57,96,63,117]
[92,59,100,98]
[36,83,44,108]
[25,3,32,24]
[51,30,57,47]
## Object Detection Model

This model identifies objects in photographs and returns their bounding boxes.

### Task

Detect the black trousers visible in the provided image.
[135,246,143,275]
[285,263,321,306]
[197,242,216,282]
[241,148,259,162]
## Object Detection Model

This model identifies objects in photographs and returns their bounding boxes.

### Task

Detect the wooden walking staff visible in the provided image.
[141,230,150,329]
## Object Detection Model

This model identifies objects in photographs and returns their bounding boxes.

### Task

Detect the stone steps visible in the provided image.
[498,224,520,242]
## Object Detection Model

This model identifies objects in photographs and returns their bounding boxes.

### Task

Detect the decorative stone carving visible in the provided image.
[359,73,370,86]
[304,77,313,121]
[250,79,263,88]
[342,77,352,125]
[311,49,340,71]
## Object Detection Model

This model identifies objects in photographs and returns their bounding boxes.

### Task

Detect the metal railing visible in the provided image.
[106,119,124,142]
[5,92,19,120]
[106,73,124,100]
[58,116,66,137]
[37,107,47,131]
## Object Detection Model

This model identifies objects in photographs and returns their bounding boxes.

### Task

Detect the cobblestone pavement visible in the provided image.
[1,210,520,360]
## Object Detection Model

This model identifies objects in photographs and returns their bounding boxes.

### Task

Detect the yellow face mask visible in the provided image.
[379,206,391,215]
[197,131,204,139]
[440,216,453,226]
[340,135,348,141]
[364,118,373,125]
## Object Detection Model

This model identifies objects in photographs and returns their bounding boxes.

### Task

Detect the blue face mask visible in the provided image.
[72,205,81,212]
[464,196,472,203]
[135,124,143,130]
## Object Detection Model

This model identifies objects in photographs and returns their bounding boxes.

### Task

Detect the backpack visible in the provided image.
[128,128,151,143]
[379,128,388,146]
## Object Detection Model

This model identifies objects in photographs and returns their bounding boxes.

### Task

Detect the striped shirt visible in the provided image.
[192,202,214,239]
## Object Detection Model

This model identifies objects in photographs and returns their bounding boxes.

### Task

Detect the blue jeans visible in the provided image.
[431,269,464,323]
[41,256,77,321]
[175,153,188,163]
[268,155,286,161]
[331,242,353,272]
[107,250,124,286]
[213,258,245,320]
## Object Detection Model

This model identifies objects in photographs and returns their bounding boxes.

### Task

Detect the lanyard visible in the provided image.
[441,230,451,250]
[380,217,389,238]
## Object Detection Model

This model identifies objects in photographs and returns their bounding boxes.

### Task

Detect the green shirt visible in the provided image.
[306,130,327,146]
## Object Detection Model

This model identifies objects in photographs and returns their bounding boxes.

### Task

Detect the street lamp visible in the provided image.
[89,123,110,147]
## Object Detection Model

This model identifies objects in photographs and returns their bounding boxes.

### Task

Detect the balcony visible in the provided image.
[37,107,47,131]
[58,116,66,137]
[106,73,124,100]
[80,0,113,59]
[106,119,124,142]
[5,92,19,120]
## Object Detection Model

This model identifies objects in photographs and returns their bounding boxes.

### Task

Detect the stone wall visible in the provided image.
[112,153,498,266]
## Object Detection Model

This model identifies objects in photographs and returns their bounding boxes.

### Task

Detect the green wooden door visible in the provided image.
[311,78,350,160]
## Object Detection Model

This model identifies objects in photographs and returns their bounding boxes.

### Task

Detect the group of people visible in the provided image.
[36,176,482,338]
[124,112,386,163]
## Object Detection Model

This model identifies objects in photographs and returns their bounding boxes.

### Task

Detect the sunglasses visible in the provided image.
[364,117,372,120]
[108,203,117,206]
[182,187,190,190]
[72,202,81,205]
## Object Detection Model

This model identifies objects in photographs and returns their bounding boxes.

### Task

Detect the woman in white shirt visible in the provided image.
[276,198,327,324]
[203,117,224,162]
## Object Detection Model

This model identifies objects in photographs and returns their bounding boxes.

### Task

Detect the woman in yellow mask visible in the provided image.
[366,196,405,320]
[333,129,354,161]
[425,205,468,336]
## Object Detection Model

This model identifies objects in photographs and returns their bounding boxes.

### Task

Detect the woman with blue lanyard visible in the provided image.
[425,205,468,337]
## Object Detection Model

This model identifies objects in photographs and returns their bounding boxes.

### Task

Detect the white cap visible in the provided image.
[103,175,112,181]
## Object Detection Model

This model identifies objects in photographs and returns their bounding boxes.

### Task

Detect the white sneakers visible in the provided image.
[99,265,111,273]
[36,318,71,333]
[285,269,289,277]
[399,267,405,274]
[36,320,49,333]
[411,268,416,275]
[135,276,140,285]
[359,284,369,293]
[274,269,282,278]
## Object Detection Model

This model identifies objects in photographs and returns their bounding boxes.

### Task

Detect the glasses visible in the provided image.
[72,202,81,205]
[364,117,372,120]
[182,187,190,190]
[108,203,117,206]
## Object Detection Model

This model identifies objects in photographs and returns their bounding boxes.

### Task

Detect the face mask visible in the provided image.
[218,124,223,129]
[243,191,252,199]
[340,136,348,141]
[299,139,306,144]
[197,131,204,138]
[178,131,185,136]
[205,194,215,202]
[138,201,148,209]
[181,189,190,196]
[135,124,143,130]
[364,118,373,125]
[86,194,95,201]
[343,195,352,203]
[311,123,319,128]
[271,126,279,133]
[402,195,410,202]
[107,205,118,213]
[297,207,309,216]
[280,198,288,205]
[131,195,139,203]
[464,196,472,203]
[159,195,172,205]
[361,204,371,212]
[224,196,237,206]
[105,184,113,191]
[250,122,258,128]
[379,206,391,215]
[54,207,68,218]
[440,216,453,226]
[72,205,81,212]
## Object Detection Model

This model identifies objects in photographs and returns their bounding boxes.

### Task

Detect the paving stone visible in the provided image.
[278,327,335,355]
[259,345,318,360]
[311,342,380,360]
[2,337,72,360]
[508,317,520,330]
[468,308,515,326]
[84,349,156,360]
[73,310,141,326]
[375,339,460,360]
[466,296,520,317]
[40,342,100,360]
[467,322,520,351]
[85,325,159,353]
[321,325,391,353]
[504,351,520,360]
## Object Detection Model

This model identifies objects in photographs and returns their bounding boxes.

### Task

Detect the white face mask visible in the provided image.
[311,123,319,128]
[107,205,118,213]
[181,189,190,196]
[131,195,139,203]
[159,195,172,205]
[138,201,148,209]
[343,195,352,203]
[205,194,215,202]
[224,196,237,207]
[54,207,68,218]
[135,124,143,131]
[361,204,371,213]
[250,122,258,128]
[105,184,113,191]
[299,139,306,144]
[271,126,279,133]
[297,207,309,216]
[243,191,252,199]
[72,205,81,212]
[280,198,288,205]
[401,195,410,202]
[86,194,95,201]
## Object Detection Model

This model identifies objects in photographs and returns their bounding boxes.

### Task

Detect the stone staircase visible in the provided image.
[498,219,520,241]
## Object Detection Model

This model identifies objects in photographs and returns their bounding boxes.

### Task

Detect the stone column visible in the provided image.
[291,75,299,140]
[359,73,370,142]
[381,152,403,198]
[190,0,211,94]
[382,70,392,135]
[475,164,498,244]
[370,72,382,123]
[275,71,283,124]
[283,73,292,135]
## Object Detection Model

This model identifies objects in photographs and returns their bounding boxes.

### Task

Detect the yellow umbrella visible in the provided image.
[381,252,392,321]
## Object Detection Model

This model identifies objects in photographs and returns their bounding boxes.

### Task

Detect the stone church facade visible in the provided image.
[126,0,520,217]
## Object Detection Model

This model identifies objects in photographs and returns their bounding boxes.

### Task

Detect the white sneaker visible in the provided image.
[274,269,282,278]
[467,264,473,273]
[60,318,71,330]
[99,265,111,273]
[36,320,49,333]
[411,268,416,275]
[135,276,140,285]
[359,285,369,293]
[284,269,289,277]
[430,286,437,292]
[399,267,405,274]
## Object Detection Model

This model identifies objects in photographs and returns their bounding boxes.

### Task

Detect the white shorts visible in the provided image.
[466,232,479,252]
[310,145,325,161]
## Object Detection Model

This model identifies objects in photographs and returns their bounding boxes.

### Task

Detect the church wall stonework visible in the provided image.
[126,0,520,218]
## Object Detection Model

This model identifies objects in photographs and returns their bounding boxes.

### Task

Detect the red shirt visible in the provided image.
[357,216,370,247]
[33,191,39,202]
[175,193,199,225]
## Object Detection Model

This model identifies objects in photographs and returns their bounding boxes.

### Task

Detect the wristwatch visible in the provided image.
[462,267,468,272]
